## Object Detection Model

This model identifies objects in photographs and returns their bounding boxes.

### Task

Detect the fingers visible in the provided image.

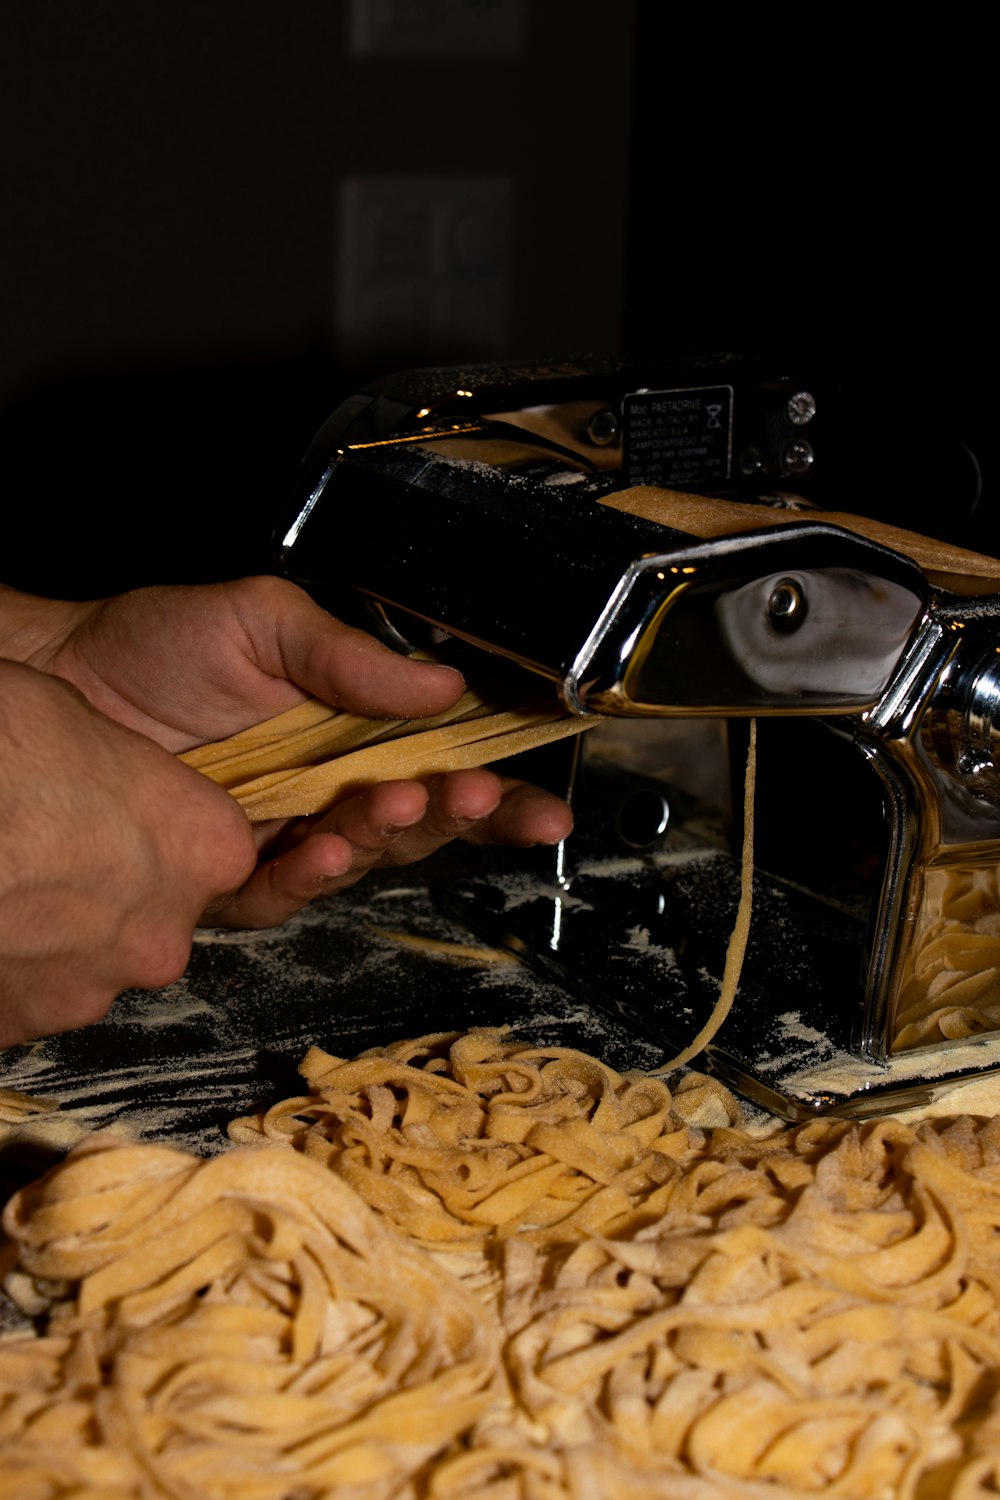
[458,777,575,849]
[313,769,512,875]
[374,769,568,863]
[202,780,432,928]
[305,623,466,720]
[201,771,574,931]
[201,830,356,929]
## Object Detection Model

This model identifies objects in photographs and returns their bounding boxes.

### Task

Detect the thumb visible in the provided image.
[245,580,466,719]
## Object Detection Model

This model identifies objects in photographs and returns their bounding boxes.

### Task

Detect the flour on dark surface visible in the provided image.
[0,853,668,1176]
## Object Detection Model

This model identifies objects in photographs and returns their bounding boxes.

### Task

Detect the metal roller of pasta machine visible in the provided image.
[275,355,1000,1119]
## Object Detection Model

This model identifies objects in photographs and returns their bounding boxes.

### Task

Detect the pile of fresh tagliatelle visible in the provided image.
[5,1029,1000,1499]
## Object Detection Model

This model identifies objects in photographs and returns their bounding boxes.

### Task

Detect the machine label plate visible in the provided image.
[624,384,733,487]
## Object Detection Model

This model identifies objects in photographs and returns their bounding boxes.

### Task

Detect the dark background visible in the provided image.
[1,0,992,598]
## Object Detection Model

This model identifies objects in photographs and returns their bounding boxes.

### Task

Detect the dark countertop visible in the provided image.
[0,846,668,1184]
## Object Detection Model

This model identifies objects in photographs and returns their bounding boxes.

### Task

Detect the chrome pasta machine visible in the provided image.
[275,355,1000,1120]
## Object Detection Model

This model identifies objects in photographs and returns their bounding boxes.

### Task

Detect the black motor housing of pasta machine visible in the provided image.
[275,354,1000,1120]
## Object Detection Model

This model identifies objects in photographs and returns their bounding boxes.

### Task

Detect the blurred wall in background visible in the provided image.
[625,7,990,548]
[1,1,989,595]
[1,0,636,592]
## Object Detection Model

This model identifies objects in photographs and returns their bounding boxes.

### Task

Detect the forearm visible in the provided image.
[0,583,98,666]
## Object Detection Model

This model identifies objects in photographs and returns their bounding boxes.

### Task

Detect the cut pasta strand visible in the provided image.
[659,718,756,1070]
[0,1136,497,1499]
[180,682,595,821]
[231,711,594,820]
[7,1033,1000,1495]
[0,1088,59,1125]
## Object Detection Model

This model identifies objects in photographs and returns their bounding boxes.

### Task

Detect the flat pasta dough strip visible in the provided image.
[229,710,594,820]
[599,485,1000,591]
[366,926,519,964]
[180,696,344,771]
[0,1088,59,1125]
[181,679,595,820]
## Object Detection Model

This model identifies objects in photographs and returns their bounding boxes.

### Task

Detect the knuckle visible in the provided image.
[182,789,258,892]
[71,989,119,1029]
[128,930,193,991]
[220,822,259,891]
[233,573,308,616]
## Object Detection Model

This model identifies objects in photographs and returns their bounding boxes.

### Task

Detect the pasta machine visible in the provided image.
[275,355,1000,1120]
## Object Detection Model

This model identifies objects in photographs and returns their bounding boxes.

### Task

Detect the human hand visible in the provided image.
[0,661,257,1047]
[203,767,573,928]
[19,575,467,750]
[11,577,574,928]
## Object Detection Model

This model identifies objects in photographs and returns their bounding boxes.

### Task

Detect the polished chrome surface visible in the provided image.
[766,577,805,626]
[786,390,817,425]
[852,595,1000,1060]
[586,408,620,445]
[782,439,815,475]
[967,654,1000,799]
[566,532,926,717]
[275,354,1000,1117]
[921,616,1000,807]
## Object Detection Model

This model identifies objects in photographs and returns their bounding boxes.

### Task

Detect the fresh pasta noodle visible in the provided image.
[0,1088,58,1126]
[0,1136,496,1499]
[181,683,595,822]
[227,1032,1000,1497]
[660,719,756,1071]
[893,863,1000,1050]
[227,1031,687,1252]
[7,1034,1000,1496]
[366,926,519,964]
[179,686,493,787]
[480,1113,1000,1498]
[231,711,593,822]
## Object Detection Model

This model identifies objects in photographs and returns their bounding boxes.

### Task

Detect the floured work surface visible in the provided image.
[0,848,670,1175]
[5,841,1000,1186]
